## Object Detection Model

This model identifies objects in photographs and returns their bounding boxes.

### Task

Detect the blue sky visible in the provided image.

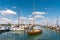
[0,0,60,24]
[0,0,60,17]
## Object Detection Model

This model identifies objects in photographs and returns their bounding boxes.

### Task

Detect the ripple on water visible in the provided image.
[0,26,60,40]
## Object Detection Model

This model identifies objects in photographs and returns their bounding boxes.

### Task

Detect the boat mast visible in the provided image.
[32,2,35,29]
[18,8,20,27]
[32,2,35,24]
[56,17,59,27]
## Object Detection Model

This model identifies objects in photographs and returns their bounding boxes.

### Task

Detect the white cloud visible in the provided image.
[19,16,28,24]
[28,17,34,24]
[40,18,60,26]
[0,9,16,15]
[0,18,18,24]
[45,8,51,10]
[32,12,46,15]
[0,18,11,24]
[34,15,45,18]
[20,16,27,20]
[28,18,34,20]
[11,20,18,24]
[1,18,8,21]
[12,6,16,8]
[5,8,8,9]
[28,15,32,17]
[45,8,47,10]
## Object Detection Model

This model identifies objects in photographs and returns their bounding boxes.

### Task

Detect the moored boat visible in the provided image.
[27,29,42,34]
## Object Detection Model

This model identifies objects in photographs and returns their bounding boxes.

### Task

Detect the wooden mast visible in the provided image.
[32,2,35,30]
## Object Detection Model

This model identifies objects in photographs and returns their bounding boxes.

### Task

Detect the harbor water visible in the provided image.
[0,26,60,40]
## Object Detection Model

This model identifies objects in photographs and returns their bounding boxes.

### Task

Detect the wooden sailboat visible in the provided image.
[27,29,42,34]
[27,22,42,34]
[27,2,42,35]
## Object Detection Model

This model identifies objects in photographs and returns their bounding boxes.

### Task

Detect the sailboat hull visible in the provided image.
[27,30,42,34]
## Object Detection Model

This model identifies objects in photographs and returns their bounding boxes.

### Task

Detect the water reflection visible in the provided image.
[28,33,42,40]
[0,30,24,40]
[0,26,60,40]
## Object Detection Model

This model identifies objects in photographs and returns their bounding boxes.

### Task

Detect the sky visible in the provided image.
[0,0,60,25]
